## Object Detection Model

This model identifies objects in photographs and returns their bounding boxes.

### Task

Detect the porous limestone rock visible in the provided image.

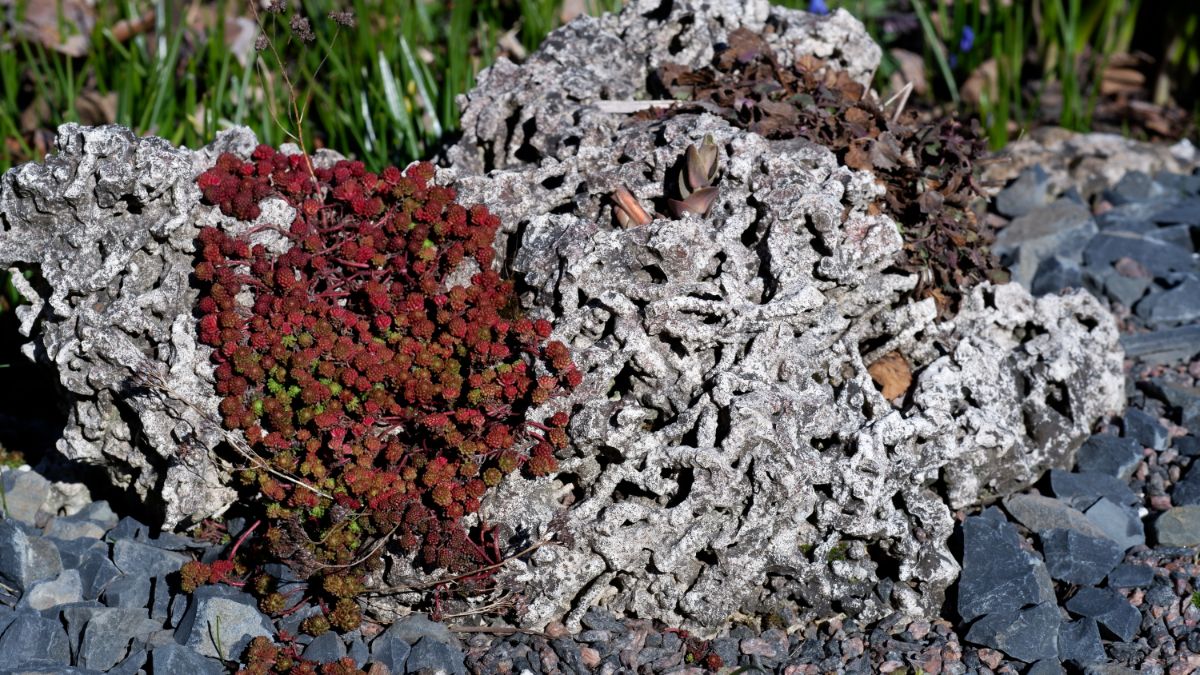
[0,123,277,528]
[437,0,1126,634]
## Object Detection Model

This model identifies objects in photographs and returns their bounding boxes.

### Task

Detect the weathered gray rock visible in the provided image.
[44,516,107,541]
[981,129,1199,205]
[1058,617,1107,666]
[102,574,152,609]
[71,501,119,531]
[0,610,72,666]
[111,539,188,578]
[1154,505,1200,546]
[405,637,468,675]
[0,124,252,529]
[0,519,63,591]
[148,642,227,675]
[0,469,51,526]
[1135,276,1200,327]
[1028,660,1067,675]
[433,0,1124,634]
[1049,469,1138,512]
[173,584,272,660]
[994,198,1096,289]
[1120,324,1200,361]
[375,613,458,648]
[1171,462,1200,506]
[1145,378,1200,432]
[1084,498,1145,551]
[302,632,348,664]
[75,547,122,601]
[1002,493,1111,539]
[16,568,83,611]
[369,633,412,673]
[1030,255,1083,296]
[1105,170,1171,205]
[77,608,161,671]
[1106,563,1154,588]
[347,634,369,668]
[995,165,1052,218]
[1075,434,1143,481]
[1122,409,1168,450]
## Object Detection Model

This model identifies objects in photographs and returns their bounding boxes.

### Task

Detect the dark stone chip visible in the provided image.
[963,603,1061,662]
[1041,528,1124,585]
[958,509,1056,622]
[1058,617,1107,666]
[1075,434,1143,481]
[1050,469,1138,512]
[1123,408,1168,449]
[1064,586,1141,641]
[1106,564,1155,588]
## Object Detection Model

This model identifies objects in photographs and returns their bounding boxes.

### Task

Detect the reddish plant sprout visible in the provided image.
[192,146,578,623]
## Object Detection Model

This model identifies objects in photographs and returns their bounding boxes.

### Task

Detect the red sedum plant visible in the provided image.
[191,146,579,629]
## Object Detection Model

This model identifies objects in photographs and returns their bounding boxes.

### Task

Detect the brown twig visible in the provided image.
[447,625,548,637]
[361,533,557,596]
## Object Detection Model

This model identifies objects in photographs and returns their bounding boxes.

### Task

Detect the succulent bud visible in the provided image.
[670,134,721,217]
[612,185,653,228]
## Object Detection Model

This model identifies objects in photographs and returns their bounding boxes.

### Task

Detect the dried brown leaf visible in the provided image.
[868,351,912,401]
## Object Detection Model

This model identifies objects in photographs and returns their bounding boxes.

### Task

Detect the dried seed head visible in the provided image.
[328,10,356,27]
[289,14,315,42]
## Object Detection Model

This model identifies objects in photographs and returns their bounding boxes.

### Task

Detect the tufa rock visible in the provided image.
[435,0,1122,633]
[0,124,249,529]
[0,0,1125,636]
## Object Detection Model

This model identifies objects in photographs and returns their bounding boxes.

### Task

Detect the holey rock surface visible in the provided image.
[437,0,1126,634]
[0,123,304,528]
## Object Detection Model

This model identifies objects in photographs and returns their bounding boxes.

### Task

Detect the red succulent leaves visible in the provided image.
[193,147,578,616]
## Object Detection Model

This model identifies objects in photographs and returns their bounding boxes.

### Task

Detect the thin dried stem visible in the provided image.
[361,533,557,596]
[127,356,333,501]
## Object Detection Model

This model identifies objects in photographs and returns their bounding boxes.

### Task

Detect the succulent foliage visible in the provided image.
[647,27,1010,315]
[191,146,579,627]
[238,634,364,675]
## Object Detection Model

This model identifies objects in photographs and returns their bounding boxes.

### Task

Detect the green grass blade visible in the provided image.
[912,0,960,104]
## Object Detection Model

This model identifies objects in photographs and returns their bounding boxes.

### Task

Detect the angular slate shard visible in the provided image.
[1040,529,1123,586]
[1106,563,1154,589]
[1064,586,1141,641]
[964,603,1061,663]
[958,512,1055,622]
[1084,498,1145,551]
[1075,434,1143,481]
[1049,470,1138,512]
[1058,617,1107,666]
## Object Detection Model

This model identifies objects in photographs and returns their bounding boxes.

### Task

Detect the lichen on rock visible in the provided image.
[440,0,1125,634]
